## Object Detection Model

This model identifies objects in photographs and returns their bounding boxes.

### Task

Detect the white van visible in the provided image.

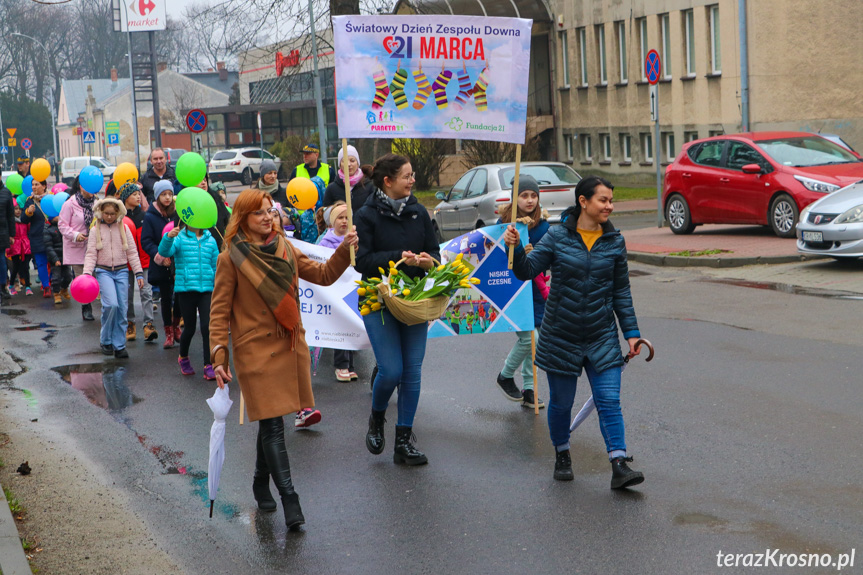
[61,156,116,185]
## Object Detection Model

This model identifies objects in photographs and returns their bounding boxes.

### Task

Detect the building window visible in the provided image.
[638,18,648,81]
[560,31,570,87]
[578,28,588,86]
[709,129,724,137]
[583,135,593,161]
[664,132,676,162]
[596,25,607,85]
[642,133,653,163]
[660,13,671,79]
[616,21,627,83]
[685,131,699,142]
[601,133,611,161]
[684,10,695,76]
[564,135,573,160]
[620,133,632,162]
[709,5,721,73]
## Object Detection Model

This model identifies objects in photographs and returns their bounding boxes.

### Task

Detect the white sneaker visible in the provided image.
[335,368,352,382]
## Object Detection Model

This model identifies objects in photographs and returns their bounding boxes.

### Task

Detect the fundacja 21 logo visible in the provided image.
[383,36,413,58]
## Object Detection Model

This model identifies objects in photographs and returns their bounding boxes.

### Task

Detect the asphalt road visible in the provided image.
[2,258,862,574]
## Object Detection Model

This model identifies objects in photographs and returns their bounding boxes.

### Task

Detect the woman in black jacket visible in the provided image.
[354,153,440,466]
[0,183,14,300]
[323,145,374,213]
[504,176,645,489]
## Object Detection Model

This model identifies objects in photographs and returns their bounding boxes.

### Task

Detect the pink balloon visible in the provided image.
[70,275,100,304]
[162,222,174,236]
[51,183,68,195]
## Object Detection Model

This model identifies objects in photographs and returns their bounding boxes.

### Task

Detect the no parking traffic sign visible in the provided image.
[645,49,661,85]
[186,109,208,133]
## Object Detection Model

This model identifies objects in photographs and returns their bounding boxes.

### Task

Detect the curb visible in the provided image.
[628,252,827,268]
[0,479,31,575]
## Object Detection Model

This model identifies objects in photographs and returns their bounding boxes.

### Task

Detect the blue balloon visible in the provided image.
[22,175,33,197]
[79,165,104,194]
[41,196,58,219]
[52,191,70,214]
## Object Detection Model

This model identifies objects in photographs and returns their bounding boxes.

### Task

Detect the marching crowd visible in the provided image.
[0,143,646,532]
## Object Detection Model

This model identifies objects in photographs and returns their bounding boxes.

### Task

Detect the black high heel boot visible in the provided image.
[259,417,304,530]
[366,409,386,455]
[82,303,94,321]
[252,430,276,512]
[393,426,428,466]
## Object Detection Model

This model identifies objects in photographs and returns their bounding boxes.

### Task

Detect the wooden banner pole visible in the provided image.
[239,392,245,425]
[342,138,356,265]
[507,144,522,269]
[531,330,539,415]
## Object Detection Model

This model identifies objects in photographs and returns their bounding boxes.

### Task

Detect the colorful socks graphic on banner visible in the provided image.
[390,68,409,110]
[432,70,453,109]
[372,64,390,109]
[412,70,432,110]
[473,67,490,112]
[453,70,474,111]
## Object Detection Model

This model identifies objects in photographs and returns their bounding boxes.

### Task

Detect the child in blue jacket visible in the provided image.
[159,221,219,379]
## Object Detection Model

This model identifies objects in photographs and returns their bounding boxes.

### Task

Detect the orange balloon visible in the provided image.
[30,158,51,181]
[286,178,319,210]
[113,163,139,187]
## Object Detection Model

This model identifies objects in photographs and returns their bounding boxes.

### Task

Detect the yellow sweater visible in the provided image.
[577,228,603,251]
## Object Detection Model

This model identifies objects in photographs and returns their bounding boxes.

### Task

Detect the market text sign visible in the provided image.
[333,15,532,144]
[121,0,167,31]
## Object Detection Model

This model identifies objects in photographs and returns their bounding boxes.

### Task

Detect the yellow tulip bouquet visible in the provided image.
[355,253,480,324]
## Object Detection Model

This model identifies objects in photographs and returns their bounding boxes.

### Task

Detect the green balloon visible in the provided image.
[176,187,217,229]
[6,173,23,196]
[17,194,27,208]
[175,153,207,188]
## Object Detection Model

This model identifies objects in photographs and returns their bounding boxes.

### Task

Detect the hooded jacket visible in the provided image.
[157,228,219,293]
[7,221,30,257]
[82,197,143,277]
[20,196,48,253]
[43,220,64,265]
[323,175,375,214]
[57,193,91,265]
[511,213,640,376]
[354,190,441,282]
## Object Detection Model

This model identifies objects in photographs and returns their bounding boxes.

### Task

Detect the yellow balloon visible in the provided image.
[30,158,51,181]
[113,163,139,187]
[286,178,319,210]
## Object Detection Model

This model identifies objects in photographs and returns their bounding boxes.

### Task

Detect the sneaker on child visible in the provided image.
[295,408,321,428]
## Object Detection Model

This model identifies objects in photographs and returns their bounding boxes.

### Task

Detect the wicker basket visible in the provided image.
[375,258,449,326]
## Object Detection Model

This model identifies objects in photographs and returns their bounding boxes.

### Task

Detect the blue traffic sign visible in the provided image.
[20,138,32,150]
[186,109,208,133]
[0,146,8,154]
[82,131,96,144]
[645,49,661,85]
[107,133,120,145]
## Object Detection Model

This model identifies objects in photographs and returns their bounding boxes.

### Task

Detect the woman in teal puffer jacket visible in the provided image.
[159,221,219,379]
[504,176,645,490]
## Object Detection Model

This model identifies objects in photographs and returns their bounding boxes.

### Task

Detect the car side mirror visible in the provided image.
[742,164,762,174]
[435,191,447,201]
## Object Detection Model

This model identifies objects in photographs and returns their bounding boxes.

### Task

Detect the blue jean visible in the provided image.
[32,252,51,289]
[363,308,428,427]
[95,269,129,350]
[546,359,626,454]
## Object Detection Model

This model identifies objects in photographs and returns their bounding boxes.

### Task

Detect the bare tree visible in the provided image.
[180,2,264,72]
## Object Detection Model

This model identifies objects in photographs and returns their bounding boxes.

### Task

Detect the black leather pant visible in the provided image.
[256,417,294,496]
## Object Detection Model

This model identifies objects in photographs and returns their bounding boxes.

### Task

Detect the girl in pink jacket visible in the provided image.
[7,204,32,296]
[82,197,144,359]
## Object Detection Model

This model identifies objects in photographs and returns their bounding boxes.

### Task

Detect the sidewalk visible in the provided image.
[0,480,30,575]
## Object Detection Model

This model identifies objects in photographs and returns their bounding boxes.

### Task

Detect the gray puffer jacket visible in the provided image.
[512,215,640,376]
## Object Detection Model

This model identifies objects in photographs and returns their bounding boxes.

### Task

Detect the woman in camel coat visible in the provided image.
[209,188,356,532]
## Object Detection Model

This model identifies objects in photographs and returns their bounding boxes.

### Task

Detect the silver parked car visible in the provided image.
[797,180,863,260]
[432,162,581,240]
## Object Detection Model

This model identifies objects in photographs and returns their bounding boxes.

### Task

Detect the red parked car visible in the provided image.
[663,132,863,237]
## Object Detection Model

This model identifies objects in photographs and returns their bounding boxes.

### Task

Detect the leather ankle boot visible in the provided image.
[282,492,305,531]
[610,456,644,489]
[252,475,277,512]
[366,409,387,455]
[82,303,94,321]
[553,449,574,481]
[393,426,428,466]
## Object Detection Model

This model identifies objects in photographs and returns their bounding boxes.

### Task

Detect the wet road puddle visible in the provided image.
[702,278,863,300]
[52,363,143,412]
[1,308,27,316]
[14,323,56,331]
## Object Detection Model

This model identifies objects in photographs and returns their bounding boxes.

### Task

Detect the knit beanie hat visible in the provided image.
[517,175,540,195]
[337,145,360,168]
[153,180,173,198]
[119,182,139,204]
[328,203,348,226]
[260,160,278,176]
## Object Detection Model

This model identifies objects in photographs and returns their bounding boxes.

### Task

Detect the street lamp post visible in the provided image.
[12,33,59,173]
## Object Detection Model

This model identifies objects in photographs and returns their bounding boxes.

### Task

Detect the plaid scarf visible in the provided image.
[76,191,95,228]
[229,231,300,348]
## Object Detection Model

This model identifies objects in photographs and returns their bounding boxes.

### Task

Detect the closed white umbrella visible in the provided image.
[206,384,233,518]
[570,339,654,432]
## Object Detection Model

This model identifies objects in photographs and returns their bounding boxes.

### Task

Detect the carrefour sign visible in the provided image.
[119,0,167,32]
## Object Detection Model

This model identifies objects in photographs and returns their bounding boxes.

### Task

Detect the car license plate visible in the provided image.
[802,231,823,242]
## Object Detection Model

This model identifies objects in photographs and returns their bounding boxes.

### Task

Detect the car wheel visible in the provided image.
[432,222,443,244]
[241,168,253,186]
[665,194,695,234]
[769,194,798,238]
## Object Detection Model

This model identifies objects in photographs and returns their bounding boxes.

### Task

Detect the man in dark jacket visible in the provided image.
[16,156,30,178]
[43,215,71,304]
[0,184,15,300]
[140,148,179,204]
